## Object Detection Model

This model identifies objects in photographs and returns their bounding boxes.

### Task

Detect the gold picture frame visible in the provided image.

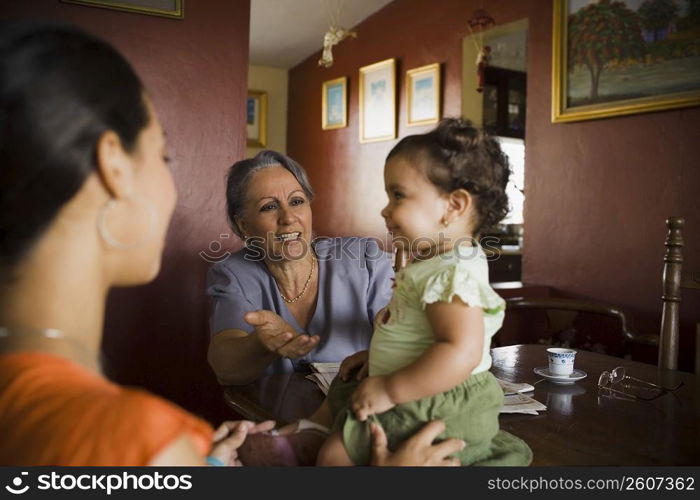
[552,0,700,123]
[246,90,267,148]
[359,58,396,143]
[322,77,347,130]
[61,0,184,19]
[406,63,440,126]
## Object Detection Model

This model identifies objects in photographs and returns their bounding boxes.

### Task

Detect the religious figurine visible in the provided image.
[476,45,491,93]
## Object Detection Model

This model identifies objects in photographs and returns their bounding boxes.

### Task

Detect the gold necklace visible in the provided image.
[278,255,316,303]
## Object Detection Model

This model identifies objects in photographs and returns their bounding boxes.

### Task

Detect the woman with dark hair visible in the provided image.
[0,20,274,466]
[0,20,463,466]
[207,150,393,385]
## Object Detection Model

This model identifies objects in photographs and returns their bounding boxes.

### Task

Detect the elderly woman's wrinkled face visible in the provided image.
[238,166,312,261]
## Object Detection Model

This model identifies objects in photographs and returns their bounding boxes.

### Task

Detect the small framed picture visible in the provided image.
[322,77,347,130]
[406,63,440,126]
[61,0,184,19]
[359,58,396,143]
[246,90,267,148]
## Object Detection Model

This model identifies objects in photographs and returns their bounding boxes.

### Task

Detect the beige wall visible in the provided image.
[247,65,288,157]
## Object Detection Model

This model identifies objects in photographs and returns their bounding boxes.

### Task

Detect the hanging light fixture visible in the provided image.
[468,8,496,32]
[318,0,357,68]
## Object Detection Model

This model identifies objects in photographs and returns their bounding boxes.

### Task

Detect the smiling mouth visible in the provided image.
[275,232,301,242]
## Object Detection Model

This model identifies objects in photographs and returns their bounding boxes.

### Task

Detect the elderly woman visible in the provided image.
[207,151,393,385]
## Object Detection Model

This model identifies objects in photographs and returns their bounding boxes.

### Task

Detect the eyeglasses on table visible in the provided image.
[597,366,684,401]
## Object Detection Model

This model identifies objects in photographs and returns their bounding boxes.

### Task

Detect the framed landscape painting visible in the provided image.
[359,58,396,143]
[322,77,347,130]
[246,90,267,148]
[406,63,441,126]
[552,0,700,122]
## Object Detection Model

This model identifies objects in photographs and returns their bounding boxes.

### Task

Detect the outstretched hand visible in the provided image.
[244,310,320,359]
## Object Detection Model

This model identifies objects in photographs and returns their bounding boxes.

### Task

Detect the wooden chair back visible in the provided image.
[659,216,700,370]
[503,297,657,357]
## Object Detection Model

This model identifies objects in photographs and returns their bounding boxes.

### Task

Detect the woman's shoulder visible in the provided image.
[314,236,390,268]
[0,353,212,465]
[209,247,263,274]
[207,248,268,292]
[115,387,213,459]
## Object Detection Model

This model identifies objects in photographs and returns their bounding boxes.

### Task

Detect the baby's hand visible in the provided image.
[351,375,395,421]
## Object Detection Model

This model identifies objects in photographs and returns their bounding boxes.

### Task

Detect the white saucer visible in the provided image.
[533,367,587,385]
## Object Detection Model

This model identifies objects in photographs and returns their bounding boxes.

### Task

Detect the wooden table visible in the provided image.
[224,344,700,465]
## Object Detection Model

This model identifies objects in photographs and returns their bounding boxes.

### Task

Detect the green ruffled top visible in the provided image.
[369,244,505,377]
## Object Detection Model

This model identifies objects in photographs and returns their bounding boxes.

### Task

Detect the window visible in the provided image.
[497,136,525,227]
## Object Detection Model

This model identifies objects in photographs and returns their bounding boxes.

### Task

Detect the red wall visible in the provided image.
[525,6,700,370]
[288,0,700,370]
[1,0,250,421]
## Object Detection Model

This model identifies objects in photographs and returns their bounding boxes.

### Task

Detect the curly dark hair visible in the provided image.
[386,118,511,236]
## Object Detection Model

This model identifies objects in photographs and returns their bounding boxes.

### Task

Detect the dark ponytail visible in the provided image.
[0,21,149,280]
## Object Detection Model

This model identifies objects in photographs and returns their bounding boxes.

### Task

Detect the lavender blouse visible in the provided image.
[207,237,394,374]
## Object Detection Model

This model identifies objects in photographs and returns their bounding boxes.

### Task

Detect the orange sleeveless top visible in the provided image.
[0,352,213,466]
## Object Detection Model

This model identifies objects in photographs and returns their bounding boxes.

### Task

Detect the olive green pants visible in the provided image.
[327,370,533,466]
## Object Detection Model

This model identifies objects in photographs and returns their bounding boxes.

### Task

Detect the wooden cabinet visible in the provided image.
[483,66,526,139]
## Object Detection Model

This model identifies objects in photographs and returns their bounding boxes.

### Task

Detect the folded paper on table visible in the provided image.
[501,393,547,414]
[308,362,546,415]
[306,362,340,395]
[497,379,535,395]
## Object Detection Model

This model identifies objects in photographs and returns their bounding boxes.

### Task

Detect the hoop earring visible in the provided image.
[97,195,158,249]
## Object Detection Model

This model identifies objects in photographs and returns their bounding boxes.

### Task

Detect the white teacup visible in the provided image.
[547,348,577,376]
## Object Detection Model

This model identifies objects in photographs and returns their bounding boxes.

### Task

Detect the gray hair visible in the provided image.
[225,150,314,237]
